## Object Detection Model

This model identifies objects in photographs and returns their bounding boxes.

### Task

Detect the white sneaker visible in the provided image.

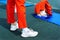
[10,22,18,31]
[38,10,47,17]
[21,28,38,37]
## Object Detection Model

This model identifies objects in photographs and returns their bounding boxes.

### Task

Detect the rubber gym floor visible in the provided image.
[0,4,60,40]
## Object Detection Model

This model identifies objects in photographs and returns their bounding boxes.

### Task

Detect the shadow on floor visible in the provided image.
[0,18,21,36]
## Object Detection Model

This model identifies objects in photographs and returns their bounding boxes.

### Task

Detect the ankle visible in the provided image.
[11,21,17,25]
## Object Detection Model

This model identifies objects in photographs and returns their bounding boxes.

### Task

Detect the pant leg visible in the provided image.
[16,0,27,29]
[45,1,52,16]
[6,0,15,24]
[35,1,45,14]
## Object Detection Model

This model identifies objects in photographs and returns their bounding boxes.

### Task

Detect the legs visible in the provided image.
[6,0,38,37]
[6,0,27,30]
[34,0,52,17]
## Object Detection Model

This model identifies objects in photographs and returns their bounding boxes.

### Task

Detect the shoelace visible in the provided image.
[28,28,35,32]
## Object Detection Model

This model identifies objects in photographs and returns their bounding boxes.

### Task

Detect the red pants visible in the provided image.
[35,0,52,16]
[6,0,27,29]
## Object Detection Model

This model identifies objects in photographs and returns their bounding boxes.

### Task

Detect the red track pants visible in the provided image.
[35,0,52,15]
[6,0,27,29]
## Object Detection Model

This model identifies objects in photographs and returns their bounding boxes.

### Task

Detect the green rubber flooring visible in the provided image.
[0,5,60,40]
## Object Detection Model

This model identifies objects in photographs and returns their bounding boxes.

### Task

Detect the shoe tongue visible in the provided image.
[22,28,30,32]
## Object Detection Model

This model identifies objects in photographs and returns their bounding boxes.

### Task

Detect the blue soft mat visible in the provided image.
[25,3,33,7]
[33,12,60,25]
[0,1,33,6]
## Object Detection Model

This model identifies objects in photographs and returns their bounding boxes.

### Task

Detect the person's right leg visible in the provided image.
[16,0,38,37]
